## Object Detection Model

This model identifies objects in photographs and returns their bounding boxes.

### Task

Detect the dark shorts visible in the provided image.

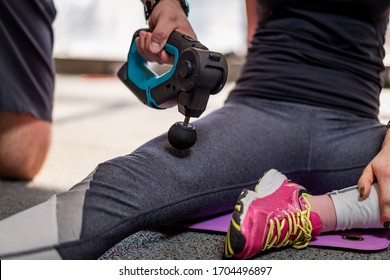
[0,0,56,121]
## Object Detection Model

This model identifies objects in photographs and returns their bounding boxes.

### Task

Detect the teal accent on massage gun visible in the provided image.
[118,29,228,149]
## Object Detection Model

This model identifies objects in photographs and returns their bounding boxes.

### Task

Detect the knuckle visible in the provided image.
[384,194,390,204]
[380,196,390,208]
[152,30,168,43]
[378,164,390,177]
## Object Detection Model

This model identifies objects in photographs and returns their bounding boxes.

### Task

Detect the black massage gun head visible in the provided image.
[168,121,197,150]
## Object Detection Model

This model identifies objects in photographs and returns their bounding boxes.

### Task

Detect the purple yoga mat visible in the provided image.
[174,212,390,251]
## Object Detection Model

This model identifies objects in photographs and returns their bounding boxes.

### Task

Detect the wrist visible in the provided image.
[142,0,189,21]
[142,0,158,21]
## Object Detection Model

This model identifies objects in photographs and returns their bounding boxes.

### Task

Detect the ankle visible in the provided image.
[307,195,337,232]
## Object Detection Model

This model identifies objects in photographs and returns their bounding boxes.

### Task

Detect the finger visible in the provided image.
[158,50,175,65]
[151,50,174,65]
[136,31,172,65]
[150,31,169,54]
[138,31,147,53]
[144,28,174,65]
[144,32,158,62]
[376,174,390,226]
[137,32,156,62]
[144,32,168,64]
[357,164,375,200]
[135,34,147,59]
[149,17,176,54]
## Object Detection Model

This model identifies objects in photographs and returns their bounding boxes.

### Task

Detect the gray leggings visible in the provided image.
[0,97,386,259]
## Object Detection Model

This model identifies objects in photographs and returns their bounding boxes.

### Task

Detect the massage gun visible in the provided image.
[117,29,228,150]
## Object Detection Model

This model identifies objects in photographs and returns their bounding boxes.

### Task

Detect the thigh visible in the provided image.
[54,99,315,258]
[0,0,56,121]
[297,108,387,194]
[77,102,310,230]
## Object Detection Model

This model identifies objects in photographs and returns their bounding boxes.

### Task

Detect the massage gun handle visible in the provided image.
[118,29,208,109]
[118,29,228,118]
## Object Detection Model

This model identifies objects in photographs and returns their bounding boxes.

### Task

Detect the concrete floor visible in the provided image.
[1,74,390,260]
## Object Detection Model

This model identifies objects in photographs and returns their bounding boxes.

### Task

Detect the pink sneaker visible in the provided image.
[224,169,322,259]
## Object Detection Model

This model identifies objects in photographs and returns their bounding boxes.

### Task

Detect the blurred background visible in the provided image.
[40,0,390,188]
[1,0,389,260]
[1,2,390,256]
[53,0,247,76]
[53,0,390,83]
[2,0,389,202]
[53,0,247,58]
[19,0,246,191]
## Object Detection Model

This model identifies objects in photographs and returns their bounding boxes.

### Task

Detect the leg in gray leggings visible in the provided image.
[0,98,386,259]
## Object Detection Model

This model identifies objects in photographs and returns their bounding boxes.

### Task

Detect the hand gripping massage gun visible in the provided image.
[117,29,228,150]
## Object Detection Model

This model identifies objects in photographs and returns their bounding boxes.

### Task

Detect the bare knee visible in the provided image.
[0,112,51,180]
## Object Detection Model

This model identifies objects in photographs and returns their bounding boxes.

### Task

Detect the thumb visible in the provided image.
[377,176,390,226]
[357,164,375,200]
[149,25,172,54]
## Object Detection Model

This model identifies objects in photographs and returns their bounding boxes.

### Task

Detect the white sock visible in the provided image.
[328,184,382,231]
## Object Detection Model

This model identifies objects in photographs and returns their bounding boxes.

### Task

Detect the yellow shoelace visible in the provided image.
[262,193,313,251]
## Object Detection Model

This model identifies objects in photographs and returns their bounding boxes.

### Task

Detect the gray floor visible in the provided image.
[1,74,390,260]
